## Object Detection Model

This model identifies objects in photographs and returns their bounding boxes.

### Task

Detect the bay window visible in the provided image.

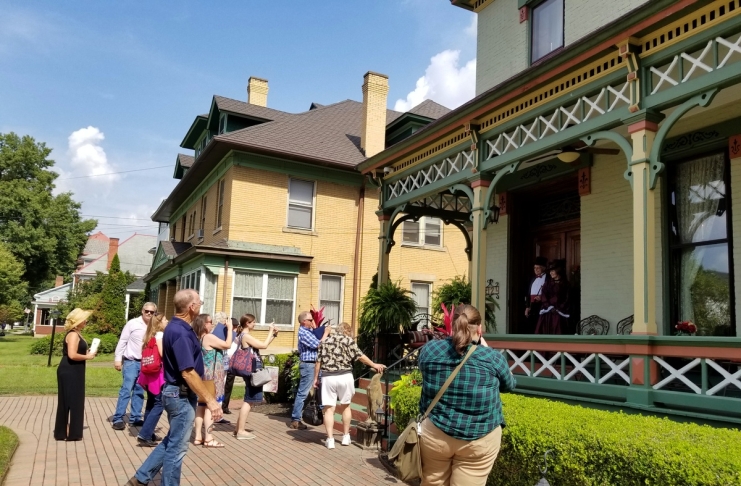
[233,271,297,326]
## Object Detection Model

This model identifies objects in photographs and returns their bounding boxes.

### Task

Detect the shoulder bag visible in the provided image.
[141,336,162,374]
[387,345,477,483]
[229,333,254,379]
[250,354,271,387]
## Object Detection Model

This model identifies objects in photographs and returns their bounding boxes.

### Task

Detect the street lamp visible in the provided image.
[47,309,61,367]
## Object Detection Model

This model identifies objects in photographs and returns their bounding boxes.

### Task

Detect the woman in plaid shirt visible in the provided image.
[418,304,516,486]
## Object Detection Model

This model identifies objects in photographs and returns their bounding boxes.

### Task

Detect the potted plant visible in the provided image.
[431,275,498,333]
[358,280,417,364]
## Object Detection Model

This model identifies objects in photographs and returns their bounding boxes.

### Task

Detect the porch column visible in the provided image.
[628,120,659,335]
[377,212,391,287]
[470,178,490,312]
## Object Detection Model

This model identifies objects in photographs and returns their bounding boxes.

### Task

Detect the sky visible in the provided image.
[0,1,477,239]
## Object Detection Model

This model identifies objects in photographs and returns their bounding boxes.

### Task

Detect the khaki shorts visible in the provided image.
[321,373,355,406]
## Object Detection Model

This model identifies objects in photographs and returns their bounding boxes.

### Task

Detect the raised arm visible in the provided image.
[241,325,276,350]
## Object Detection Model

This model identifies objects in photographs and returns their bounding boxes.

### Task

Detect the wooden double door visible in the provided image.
[533,224,581,283]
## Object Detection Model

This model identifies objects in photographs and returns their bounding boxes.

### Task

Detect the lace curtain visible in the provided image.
[202,268,218,316]
[233,272,263,322]
[266,275,294,325]
[320,275,342,326]
[675,154,727,329]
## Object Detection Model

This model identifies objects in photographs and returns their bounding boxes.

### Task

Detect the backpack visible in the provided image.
[141,336,162,374]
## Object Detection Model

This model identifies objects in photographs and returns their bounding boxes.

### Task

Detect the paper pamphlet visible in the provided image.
[90,338,101,354]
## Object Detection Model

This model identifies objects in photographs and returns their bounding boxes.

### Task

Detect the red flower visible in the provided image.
[310,305,326,327]
[440,303,453,336]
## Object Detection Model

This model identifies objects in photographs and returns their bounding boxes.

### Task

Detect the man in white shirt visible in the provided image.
[524,257,548,334]
[112,302,157,430]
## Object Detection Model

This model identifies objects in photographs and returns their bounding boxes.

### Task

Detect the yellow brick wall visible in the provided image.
[213,269,233,316]
[169,170,232,247]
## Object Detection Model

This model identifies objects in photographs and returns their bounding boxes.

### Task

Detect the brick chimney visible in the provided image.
[360,71,389,158]
[247,77,269,107]
[107,238,119,270]
[54,275,64,288]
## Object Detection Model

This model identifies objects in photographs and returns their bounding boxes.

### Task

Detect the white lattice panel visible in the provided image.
[387,149,475,201]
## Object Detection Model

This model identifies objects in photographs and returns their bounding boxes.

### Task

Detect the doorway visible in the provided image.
[509,177,581,333]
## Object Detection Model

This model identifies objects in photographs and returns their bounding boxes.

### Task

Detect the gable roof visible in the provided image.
[178,153,194,168]
[407,100,451,120]
[213,96,291,123]
[82,231,109,256]
[75,233,157,277]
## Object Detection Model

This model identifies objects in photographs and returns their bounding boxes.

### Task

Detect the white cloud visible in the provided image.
[394,49,476,112]
[464,14,477,38]
[67,126,119,183]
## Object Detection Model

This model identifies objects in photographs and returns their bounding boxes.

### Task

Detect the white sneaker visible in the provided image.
[326,437,335,449]
[341,434,351,446]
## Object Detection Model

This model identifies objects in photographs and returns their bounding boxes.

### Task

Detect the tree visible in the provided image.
[0,301,24,324]
[0,132,97,294]
[98,254,129,334]
[0,241,27,306]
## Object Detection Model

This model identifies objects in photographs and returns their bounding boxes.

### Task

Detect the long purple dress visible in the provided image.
[535,278,569,335]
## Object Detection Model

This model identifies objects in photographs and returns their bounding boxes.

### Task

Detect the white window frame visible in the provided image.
[411,281,432,329]
[286,178,316,230]
[319,273,345,327]
[180,268,202,293]
[218,113,228,134]
[231,271,298,328]
[215,179,225,232]
[401,216,443,248]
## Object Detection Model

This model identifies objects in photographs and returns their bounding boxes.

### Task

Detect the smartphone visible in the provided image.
[271,320,278,337]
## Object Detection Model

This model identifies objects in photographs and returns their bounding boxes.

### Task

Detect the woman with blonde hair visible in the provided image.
[233,313,277,440]
[417,304,516,485]
[54,308,97,441]
[192,313,232,447]
[136,313,168,446]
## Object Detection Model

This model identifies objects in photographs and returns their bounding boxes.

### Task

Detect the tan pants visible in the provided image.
[419,420,502,486]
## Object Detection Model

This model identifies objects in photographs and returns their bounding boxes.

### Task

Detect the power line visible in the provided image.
[81,215,157,221]
[56,165,171,180]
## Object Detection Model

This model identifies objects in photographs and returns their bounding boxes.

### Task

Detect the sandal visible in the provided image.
[193,439,203,446]
[203,439,225,448]
[235,432,256,440]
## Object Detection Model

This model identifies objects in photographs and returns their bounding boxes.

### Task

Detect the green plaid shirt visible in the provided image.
[418,339,516,440]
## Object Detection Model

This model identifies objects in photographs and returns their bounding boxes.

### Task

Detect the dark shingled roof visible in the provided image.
[407,100,451,120]
[127,277,146,291]
[177,154,194,168]
[217,100,403,167]
[161,241,192,258]
[213,96,291,122]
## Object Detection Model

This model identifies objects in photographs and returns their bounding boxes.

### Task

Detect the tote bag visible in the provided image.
[229,333,254,378]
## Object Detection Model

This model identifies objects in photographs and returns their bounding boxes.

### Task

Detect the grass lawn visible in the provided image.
[0,334,122,396]
[0,426,19,481]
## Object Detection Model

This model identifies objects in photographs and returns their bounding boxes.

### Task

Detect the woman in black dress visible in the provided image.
[535,262,570,335]
[54,308,97,441]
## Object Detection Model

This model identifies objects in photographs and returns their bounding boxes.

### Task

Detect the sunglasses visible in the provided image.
[143,310,156,315]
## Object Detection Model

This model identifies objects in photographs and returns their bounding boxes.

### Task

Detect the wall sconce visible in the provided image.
[488,205,501,224]
[485,279,499,299]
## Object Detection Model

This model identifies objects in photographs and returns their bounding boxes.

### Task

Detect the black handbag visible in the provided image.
[302,390,323,426]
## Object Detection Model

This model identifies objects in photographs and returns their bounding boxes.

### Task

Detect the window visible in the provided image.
[219,113,227,134]
[287,178,315,230]
[411,282,432,328]
[402,217,442,247]
[202,268,217,315]
[215,179,225,230]
[531,0,564,63]
[232,272,296,325]
[149,286,159,307]
[669,153,734,336]
[171,223,176,240]
[200,196,207,232]
[180,269,202,292]
[180,215,186,241]
[187,210,196,238]
[320,274,343,326]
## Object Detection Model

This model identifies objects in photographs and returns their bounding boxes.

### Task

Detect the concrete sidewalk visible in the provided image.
[0,396,398,486]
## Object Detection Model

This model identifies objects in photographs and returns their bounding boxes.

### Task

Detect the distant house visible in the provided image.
[32,232,156,336]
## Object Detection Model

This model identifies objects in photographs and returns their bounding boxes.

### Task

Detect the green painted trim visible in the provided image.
[151,245,170,271]
[228,257,301,274]
[486,334,741,347]
[179,255,206,276]
[383,139,476,185]
[170,153,233,224]
[382,168,475,210]
[149,265,181,286]
[514,376,628,401]
[661,118,740,160]
[181,115,208,149]
[232,152,362,187]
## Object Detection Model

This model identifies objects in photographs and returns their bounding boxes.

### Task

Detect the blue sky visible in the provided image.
[0,1,476,238]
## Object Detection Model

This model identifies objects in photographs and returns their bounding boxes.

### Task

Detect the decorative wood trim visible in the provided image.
[730,134,741,159]
[519,6,528,23]
[498,192,508,215]
[578,167,591,196]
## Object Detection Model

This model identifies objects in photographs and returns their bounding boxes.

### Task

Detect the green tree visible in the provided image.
[0,241,27,306]
[0,132,96,294]
[97,254,129,334]
[0,301,24,324]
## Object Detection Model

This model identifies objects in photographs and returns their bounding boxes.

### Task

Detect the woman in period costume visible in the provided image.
[54,308,97,441]
[524,256,549,333]
[535,261,570,335]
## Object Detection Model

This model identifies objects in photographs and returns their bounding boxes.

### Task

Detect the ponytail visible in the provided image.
[451,304,482,355]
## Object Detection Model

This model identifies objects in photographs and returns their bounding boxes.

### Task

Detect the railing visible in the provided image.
[490,335,741,424]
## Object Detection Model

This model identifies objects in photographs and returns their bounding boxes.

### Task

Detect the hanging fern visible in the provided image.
[358,281,418,335]
[432,275,498,333]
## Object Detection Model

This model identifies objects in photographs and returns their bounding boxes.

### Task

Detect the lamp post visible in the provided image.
[47,309,61,367]
[24,308,31,332]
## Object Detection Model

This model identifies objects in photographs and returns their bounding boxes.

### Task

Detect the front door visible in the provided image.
[509,180,581,333]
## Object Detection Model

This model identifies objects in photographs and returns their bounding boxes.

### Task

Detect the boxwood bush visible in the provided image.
[389,377,741,485]
[30,333,118,356]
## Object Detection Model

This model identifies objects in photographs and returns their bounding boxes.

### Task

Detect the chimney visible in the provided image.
[360,71,390,158]
[54,275,64,288]
[247,77,269,107]
[107,237,119,270]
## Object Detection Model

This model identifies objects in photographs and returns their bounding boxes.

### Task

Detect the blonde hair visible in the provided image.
[142,314,167,351]
[213,311,228,325]
[338,322,352,337]
[452,304,481,355]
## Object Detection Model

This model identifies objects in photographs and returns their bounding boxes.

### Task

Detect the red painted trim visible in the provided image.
[729,134,741,159]
[378,214,391,221]
[627,120,659,133]
[364,0,699,173]
[471,179,491,188]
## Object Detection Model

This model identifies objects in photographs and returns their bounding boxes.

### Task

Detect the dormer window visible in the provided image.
[531,0,564,63]
[219,113,227,134]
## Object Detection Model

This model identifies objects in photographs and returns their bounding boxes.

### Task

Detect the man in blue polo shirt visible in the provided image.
[127,289,222,486]
[289,310,329,429]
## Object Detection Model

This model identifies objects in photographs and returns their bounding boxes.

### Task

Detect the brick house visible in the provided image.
[359,0,741,424]
[145,74,469,352]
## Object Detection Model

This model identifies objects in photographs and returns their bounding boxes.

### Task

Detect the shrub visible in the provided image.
[263,352,298,404]
[30,332,118,356]
[389,369,422,430]
[388,374,741,485]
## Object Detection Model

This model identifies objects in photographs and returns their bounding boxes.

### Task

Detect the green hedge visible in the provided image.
[263,352,298,404]
[389,381,741,485]
[29,333,118,356]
